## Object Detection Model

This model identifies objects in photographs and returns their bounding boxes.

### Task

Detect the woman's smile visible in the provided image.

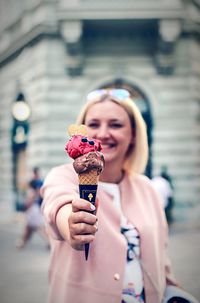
[101,141,117,151]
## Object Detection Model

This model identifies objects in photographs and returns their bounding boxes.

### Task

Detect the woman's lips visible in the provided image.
[101,143,116,150]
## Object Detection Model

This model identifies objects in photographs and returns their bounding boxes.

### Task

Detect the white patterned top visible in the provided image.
[99,182,145,303]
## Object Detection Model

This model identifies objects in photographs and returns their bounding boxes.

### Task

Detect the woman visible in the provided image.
[41,89,198,303]
[16,176,49,249]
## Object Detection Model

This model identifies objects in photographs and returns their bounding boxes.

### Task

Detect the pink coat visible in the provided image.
[41,164,179,303]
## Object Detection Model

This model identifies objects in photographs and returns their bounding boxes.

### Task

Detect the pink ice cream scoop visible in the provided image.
[65,135,102,159]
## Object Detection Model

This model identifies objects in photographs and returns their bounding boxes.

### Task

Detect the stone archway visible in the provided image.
[98,78,153,178]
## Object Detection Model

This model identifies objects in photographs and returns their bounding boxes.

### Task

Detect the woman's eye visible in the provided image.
[110,123,123,128]
[87,123,99,129]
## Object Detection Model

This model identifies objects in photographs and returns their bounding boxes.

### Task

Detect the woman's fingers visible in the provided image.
[71,210,97,224]
[74,221,98,235]
[72,198,96,213]
[69,222,98,250]
[70,234,96,250]
[69,212,98,235]
[68,198,99,250]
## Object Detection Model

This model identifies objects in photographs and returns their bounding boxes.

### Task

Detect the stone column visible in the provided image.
[156,19,182,74]
[61,20,83,76]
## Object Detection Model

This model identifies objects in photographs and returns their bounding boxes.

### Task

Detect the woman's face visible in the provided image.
[84,100,135,168]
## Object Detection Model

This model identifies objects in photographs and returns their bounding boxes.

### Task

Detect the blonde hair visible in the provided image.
[76,96,148,175]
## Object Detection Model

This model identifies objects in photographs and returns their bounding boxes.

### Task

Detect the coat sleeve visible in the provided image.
[146,176,180,287]
[40,164,79,240]
[152,181,180,287]
[163,223,180,287]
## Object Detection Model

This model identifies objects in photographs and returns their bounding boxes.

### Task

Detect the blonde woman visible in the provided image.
[41,89,198,303]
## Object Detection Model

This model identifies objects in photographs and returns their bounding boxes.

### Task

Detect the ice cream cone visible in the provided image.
[78,169,99,260]
[65,124,104,260]
[78,169,99,185]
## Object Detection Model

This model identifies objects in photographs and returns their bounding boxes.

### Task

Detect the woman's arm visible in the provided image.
[41,164,98,249]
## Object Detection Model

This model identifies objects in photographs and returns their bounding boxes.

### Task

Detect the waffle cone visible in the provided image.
[78,169,99,185]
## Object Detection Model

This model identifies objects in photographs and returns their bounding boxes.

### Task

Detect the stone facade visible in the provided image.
[0,0,200,222]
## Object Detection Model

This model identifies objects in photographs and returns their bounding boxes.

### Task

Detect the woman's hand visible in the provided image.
[68,198,98,250]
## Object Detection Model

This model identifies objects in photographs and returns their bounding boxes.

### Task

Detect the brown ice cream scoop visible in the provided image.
[73,151,104,175]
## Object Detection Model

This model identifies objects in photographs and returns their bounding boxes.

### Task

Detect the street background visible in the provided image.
[0,2,200,302]
[0,209,199,303]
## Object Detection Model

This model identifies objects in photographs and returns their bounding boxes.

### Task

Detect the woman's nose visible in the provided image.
[96,125,109,139]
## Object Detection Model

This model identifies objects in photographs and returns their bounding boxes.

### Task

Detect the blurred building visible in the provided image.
[0,0,200,222]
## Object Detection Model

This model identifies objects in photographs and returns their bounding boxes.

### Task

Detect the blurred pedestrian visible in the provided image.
[151,166,174,224]
[30,167,43,206]
[16,167,49,249]
[160,165,174,188]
